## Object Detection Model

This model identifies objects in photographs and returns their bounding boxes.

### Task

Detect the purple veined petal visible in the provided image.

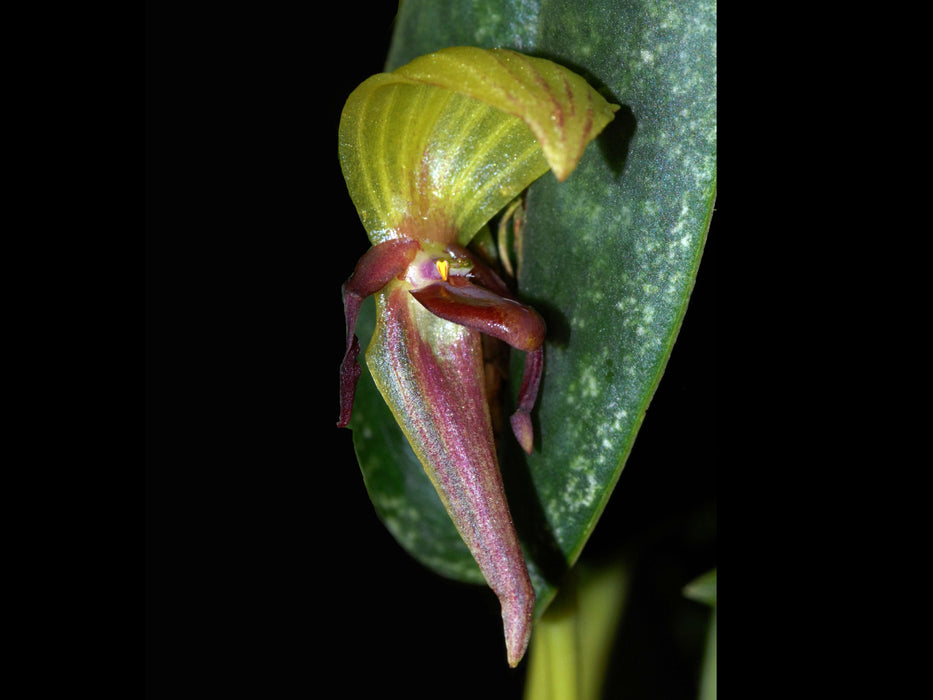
[337,238,421,427]
[410,280,545,453]
[410,281,545,353]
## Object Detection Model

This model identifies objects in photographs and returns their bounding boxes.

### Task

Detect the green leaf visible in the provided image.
[349,0,716,614]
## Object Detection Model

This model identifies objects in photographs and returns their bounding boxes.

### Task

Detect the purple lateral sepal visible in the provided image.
[370,285,535,666]
[337,238,547,665]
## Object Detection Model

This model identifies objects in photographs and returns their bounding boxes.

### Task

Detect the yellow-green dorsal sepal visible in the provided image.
[338,47,619,247]
[395,47,619,183]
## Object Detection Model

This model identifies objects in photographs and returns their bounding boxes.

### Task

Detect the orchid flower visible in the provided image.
[336,47,617,666]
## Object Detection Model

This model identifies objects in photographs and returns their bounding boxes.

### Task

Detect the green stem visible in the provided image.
[699,609,716,700]
[524,563,628,700]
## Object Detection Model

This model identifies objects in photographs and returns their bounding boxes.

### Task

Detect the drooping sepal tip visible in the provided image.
[502,585,535,667]
[509,346,544,453]
[336,323,361,428]
[510,412,534,455]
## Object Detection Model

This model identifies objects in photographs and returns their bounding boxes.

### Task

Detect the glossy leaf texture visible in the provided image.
[348,0,717,613]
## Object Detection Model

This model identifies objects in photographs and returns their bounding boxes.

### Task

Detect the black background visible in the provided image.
[146,5,717,698]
